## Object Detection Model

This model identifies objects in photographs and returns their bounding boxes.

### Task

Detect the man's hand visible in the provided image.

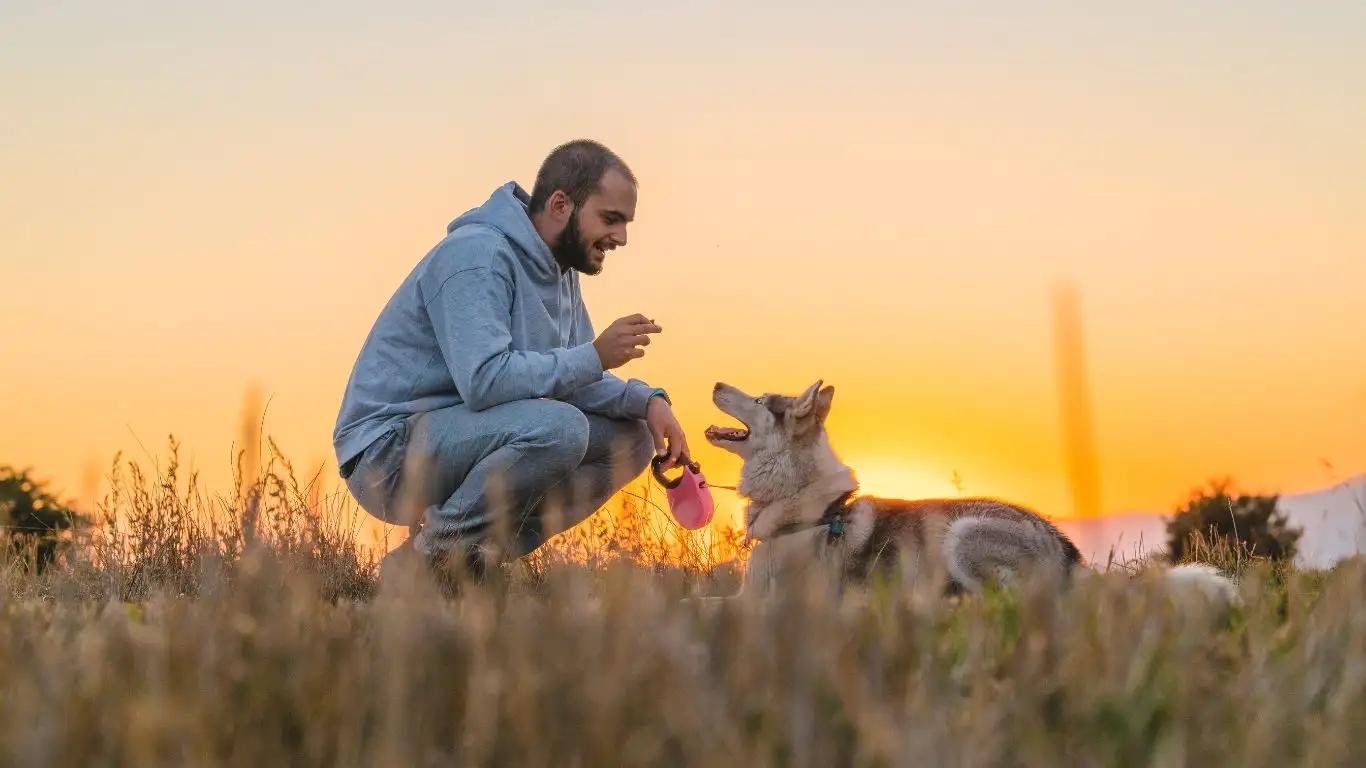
[593,314,661,370]
[646,395,690,471]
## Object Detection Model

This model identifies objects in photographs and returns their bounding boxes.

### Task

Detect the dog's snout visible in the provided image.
[713,382,723,392]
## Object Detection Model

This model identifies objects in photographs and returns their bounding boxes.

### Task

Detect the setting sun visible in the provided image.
[832,455,964,503]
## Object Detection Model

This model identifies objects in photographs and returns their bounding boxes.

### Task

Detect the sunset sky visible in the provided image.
[4,2,1364,542]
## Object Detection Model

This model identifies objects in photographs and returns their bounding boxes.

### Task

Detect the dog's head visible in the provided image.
[705,379,835,459]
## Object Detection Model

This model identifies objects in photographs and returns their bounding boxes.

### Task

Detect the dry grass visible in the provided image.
[1,436,1363,766]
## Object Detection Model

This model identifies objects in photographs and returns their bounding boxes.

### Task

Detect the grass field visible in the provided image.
[2,438,1363,767]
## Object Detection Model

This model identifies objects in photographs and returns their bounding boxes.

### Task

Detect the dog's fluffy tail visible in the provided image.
[1160,562,1240,606]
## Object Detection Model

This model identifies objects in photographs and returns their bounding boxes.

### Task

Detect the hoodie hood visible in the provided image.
[334,181,659,474]
[445,181,582,349]
[447,181,563,284]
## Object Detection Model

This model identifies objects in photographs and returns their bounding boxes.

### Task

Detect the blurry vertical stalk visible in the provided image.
[238,385,264,491]
[235,384,266,548]
[1053,279,1102,520]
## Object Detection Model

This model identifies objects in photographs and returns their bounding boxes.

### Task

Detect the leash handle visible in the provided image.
[650,454,701,489]
[649,455,741,492]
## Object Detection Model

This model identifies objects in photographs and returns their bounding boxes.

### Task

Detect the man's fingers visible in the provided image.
[616,316,661,334]
[658,426,687,471]
[628,334,652,347]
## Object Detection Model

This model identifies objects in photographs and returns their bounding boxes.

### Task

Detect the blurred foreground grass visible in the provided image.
[1,438,1362,766]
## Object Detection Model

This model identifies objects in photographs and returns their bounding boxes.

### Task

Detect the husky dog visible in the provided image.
[704,379,1238,604]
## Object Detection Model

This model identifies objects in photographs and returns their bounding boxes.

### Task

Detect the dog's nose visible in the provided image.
[713,382,723,392]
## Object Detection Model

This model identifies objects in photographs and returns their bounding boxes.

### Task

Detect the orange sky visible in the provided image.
[3,3,1364,542]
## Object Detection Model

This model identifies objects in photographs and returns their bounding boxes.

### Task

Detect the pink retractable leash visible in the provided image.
[651,454,716,530]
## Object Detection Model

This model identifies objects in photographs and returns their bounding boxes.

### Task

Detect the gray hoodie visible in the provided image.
[332,181,658,473]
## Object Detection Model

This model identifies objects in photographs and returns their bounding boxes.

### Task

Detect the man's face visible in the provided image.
[549,168,636,275]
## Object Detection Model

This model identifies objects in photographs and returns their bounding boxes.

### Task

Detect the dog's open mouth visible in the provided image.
[705,423,750,442]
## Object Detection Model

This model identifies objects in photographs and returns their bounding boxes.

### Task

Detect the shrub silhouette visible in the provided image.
[0,465,88,573]
[1166,477,1301,564]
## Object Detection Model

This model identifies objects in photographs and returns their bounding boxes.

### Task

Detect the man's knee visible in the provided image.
[591,417,656,492]
[522,399,592,468]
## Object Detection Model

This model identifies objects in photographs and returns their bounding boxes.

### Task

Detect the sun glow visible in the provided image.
[843,456,964,502]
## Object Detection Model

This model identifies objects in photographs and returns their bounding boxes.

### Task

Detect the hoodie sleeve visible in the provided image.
[424,264,605,412]
[558,297,659,421]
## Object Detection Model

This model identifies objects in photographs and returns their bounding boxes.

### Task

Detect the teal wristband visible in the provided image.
[648,388,670,406]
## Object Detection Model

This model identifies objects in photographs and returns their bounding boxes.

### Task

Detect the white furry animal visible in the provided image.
[703,379,1239,606]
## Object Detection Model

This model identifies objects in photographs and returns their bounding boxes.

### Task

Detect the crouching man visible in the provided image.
[332,139,689,591]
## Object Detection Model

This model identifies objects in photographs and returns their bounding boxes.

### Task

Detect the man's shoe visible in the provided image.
[378,532,487,599]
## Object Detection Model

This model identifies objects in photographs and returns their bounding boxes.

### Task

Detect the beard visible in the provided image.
[549,210,602,275]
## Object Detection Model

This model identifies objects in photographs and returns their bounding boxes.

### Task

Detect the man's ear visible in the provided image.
[547,189,574,222]
[790,379,824,419]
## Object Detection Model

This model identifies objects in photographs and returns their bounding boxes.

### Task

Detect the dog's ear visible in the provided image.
[790,379,824,419]
[814,385,834,423]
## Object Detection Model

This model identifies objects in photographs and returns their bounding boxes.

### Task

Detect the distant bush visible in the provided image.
[0,465,88,574]
[1166,477,1301,565]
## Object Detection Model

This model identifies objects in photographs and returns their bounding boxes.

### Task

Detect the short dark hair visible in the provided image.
[527,139,636,215]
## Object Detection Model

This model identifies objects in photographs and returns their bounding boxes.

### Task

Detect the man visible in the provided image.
[333,139,689,588]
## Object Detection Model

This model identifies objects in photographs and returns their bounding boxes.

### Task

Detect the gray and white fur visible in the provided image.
[703,379,1239,605]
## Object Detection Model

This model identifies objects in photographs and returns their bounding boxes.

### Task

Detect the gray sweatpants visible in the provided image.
[343,398,655,560]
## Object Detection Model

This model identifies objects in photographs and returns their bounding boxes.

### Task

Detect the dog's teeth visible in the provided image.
[705,425,749,442]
